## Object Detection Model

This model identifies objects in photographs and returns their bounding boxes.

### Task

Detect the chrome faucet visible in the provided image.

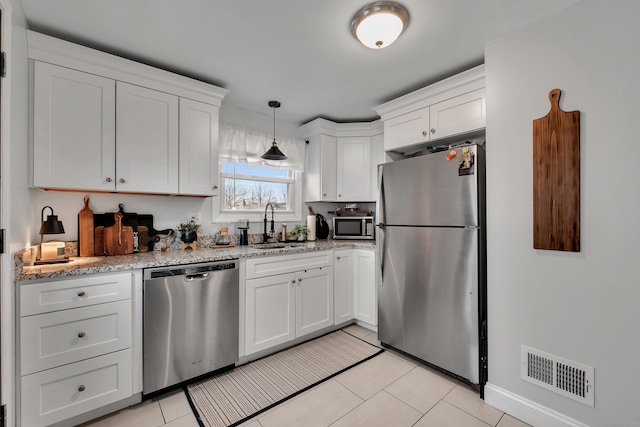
[263,202,275,243]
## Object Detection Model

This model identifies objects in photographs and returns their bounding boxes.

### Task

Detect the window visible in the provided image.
[222,162,293,212]
[213,161,303,223]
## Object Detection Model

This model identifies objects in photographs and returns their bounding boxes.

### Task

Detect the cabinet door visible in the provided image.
[354,249,376,326]
[116,82,179,193]
[245,273,296,355]
[21,349,132,427]
[304,134,337,201]
[33,61,116,191]
[337,137,371,202]
[429,88,486,141]
[21,300,132,375]
[383,106,430,152]
[370,133,385,202]
[179,98,220,196]
[333,250,354,324]
[296,267,334,337]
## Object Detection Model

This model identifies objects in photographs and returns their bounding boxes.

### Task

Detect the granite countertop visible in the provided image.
[16,240,376,282]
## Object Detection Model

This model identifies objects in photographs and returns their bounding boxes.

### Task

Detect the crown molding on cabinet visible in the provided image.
[26,30,229,106]
[374,64,485,121]
[300,118,382,139]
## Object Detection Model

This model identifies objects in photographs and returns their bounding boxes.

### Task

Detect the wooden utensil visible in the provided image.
[103,212,134,255]
[78,196,94,256]
[532,88,580,252]
[94,226,105,255]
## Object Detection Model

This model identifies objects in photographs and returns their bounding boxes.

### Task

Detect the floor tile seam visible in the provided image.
[440,393,499,427]
[158,393,189,424]
[325,389,398,427]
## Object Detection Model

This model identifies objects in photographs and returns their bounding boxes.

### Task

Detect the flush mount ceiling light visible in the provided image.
[351,1,410,49]
[261,100,287,161]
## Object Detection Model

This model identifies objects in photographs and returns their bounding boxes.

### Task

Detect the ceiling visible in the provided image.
[18,0,580,124]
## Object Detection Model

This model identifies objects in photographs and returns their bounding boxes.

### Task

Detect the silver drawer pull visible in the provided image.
[78,385,86,392]
[77,291,86,297]
[78,331,86,338]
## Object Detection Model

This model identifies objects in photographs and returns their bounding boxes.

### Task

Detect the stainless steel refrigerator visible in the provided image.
[377,143,487,388]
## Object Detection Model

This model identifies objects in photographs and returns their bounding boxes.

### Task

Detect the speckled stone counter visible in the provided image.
[16,240,376,282]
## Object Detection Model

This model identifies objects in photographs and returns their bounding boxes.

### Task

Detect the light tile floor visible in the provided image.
[80,325,530,427]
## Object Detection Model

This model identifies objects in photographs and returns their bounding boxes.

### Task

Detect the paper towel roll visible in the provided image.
[306,215,317,241]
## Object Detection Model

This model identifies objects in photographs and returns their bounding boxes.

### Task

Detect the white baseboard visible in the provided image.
[484,383,590,427]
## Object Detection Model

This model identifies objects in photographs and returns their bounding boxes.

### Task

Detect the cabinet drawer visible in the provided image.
[21,272,132,316]
[21,349,133,427]
[21,300,132,375]
[246,251,332,279]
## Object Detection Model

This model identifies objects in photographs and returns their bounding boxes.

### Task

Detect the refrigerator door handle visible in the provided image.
[377,224,385,285]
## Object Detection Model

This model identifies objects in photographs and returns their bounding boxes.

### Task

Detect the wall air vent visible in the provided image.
[521,346,594,407]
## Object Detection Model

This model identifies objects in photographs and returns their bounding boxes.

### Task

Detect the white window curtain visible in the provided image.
[219,122,306,171]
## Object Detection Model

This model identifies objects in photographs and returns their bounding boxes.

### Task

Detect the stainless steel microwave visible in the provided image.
[333,216,375,240]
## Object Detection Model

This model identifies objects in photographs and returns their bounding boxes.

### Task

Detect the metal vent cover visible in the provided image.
[521,346,594,407]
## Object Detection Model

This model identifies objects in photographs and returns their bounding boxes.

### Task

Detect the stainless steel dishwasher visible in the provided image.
[143,260,239,396]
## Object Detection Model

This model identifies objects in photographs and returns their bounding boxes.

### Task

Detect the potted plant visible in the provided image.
[290,224,310,241]
[177,220,201,243]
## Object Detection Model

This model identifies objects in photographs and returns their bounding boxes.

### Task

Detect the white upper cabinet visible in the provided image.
[116,82,179,194]
[179,98,220,196]
[303,133,337,202]
[301,119,382,203]
[429,88,486,141]
[28,31,228,195]
[337,136,371,202]
[32,62,116,191]
[375,65,485,155]
[383,106,430,152]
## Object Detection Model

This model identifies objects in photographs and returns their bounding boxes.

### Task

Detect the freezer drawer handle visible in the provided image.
[185,273,209,281]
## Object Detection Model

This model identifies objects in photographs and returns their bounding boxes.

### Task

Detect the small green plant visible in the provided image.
[290,224,310,237]
[176,220,201,235]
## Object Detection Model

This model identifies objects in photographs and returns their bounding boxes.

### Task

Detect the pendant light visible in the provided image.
[351,1,410,49]
[261,100,287,160]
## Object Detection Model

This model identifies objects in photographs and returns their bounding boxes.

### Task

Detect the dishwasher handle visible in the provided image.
[184,272,209,282]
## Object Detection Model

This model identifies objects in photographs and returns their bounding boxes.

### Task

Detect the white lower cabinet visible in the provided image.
[18,272,138,427]
[21,350,133,427]
[244,251,334,355]
[333,250,355,324]
[354,249,377,326]
[334,248,377,327]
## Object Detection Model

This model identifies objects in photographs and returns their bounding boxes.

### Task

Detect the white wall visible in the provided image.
[484,1,640,425]
[3,0,30,425]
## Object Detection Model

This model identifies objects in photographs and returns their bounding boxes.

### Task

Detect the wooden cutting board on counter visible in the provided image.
[532,88,580,252]
[78,196,94,256]
[103,212,134,255]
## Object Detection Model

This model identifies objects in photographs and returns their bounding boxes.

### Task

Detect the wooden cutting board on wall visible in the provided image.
[532,88,580,252]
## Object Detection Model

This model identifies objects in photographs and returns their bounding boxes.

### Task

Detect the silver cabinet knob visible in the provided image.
[78,331,86,338]
[422,130,427,136]
[105,177,112,183]
[119,178,126,184]
[78,385,86,392]
[431,128,436,134]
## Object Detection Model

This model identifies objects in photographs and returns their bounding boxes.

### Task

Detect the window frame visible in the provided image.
[212,162,303,224]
